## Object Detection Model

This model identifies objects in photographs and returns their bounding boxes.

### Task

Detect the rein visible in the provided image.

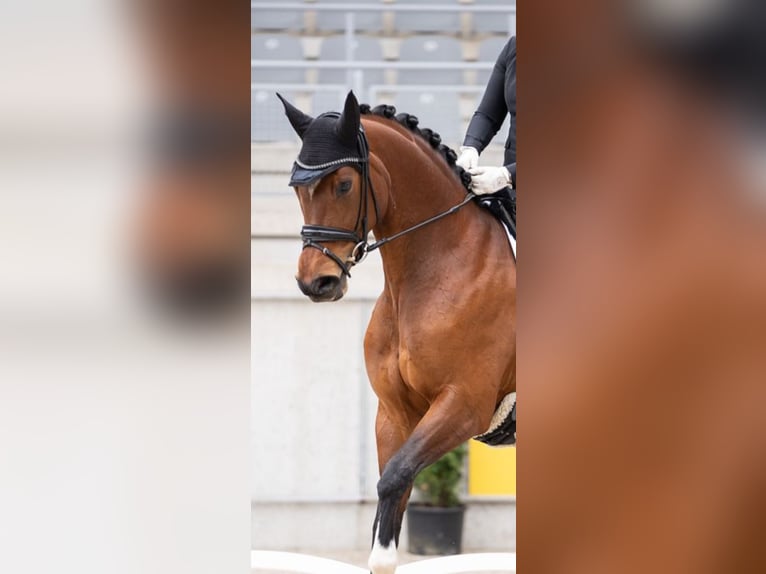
[300,128,475,278]
[364,192,476,253]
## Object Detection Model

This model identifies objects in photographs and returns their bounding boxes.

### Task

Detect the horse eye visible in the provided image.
[337,180,353,195]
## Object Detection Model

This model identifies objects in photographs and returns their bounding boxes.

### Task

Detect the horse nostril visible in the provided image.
[296,278,312,296]
[311,275,341,296]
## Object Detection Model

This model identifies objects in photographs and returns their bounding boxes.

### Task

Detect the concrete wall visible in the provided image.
[251,144,515,552]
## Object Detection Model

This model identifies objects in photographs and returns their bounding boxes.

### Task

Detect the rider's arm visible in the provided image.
[463,38,512,154]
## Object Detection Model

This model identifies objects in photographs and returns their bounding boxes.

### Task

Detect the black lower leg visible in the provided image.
[374,453,418,547]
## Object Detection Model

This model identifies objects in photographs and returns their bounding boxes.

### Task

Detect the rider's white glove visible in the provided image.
[456,146,480,171]
[468,166,511,195]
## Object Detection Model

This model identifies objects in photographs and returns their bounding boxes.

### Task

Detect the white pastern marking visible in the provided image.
[368,534,398,574]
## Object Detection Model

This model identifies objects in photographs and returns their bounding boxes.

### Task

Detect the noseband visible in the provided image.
[299,121,475,278]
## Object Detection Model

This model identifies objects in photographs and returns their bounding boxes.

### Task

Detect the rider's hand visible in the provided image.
[456,146,479,171]
[468,166,511,195]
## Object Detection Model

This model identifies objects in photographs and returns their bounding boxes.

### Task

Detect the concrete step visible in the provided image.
[252,194,302,237]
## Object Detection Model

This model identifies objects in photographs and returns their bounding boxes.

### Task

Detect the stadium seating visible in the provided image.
[471,11,516,35]
[477,35,510,84]
[479,36,509,61]
[251,1,517,143]
[252,35,306,85]
[397,36,464,85]
[251,8,304,32]
[318,35,385,87]
[390,0,464,35]
[313,1,383,34]
[393,90,463,145]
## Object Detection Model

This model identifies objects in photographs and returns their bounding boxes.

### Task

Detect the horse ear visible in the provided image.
[336,91,360,147]
[276,93,313,139]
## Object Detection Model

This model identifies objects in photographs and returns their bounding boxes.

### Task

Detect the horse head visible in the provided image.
[278,91,377,302]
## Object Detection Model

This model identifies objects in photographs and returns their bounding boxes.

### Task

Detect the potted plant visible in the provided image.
[406,443,468,555]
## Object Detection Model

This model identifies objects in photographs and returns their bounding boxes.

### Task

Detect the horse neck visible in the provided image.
[366,122,472,283]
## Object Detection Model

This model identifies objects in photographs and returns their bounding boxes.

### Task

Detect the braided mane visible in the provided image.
[360,104,472,191]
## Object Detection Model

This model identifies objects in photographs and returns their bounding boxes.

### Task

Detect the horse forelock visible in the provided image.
[360,104,473,191]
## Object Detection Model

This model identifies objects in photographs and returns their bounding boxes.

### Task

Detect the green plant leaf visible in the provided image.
[413,443,467,507]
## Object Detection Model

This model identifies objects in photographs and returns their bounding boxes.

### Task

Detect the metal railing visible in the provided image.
[252,2,514,142]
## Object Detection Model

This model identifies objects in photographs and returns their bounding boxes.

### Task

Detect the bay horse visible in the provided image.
[278,91,516,574]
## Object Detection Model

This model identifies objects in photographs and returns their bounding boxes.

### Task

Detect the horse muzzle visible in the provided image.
[296,274,347,302]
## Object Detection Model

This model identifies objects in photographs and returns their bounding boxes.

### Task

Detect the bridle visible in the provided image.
[299,117,379,278]
[299,118,475,278]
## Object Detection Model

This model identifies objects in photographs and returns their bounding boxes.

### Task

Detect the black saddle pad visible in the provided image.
[474,187,516,239]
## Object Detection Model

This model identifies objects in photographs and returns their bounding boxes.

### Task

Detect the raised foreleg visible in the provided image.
[368,391,491,574]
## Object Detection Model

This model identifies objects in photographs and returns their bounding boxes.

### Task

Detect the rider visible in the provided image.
[456,36,516,196]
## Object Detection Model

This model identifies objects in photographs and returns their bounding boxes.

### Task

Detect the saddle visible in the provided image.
[474,187,516,239]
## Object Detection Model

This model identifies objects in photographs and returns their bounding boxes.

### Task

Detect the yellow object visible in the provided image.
[468,440,516,496]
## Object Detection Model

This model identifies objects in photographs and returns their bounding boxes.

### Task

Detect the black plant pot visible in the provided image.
[406,503,465,556]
